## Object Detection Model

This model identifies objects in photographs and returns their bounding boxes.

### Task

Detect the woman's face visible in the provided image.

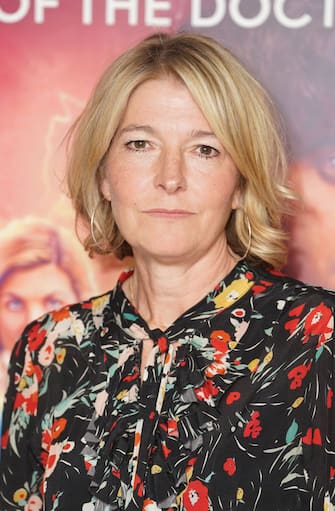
[102,76,240,264]
[0,263,78,351]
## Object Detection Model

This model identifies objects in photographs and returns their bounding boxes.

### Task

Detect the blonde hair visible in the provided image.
[0,217,96,300]
[67,32,294,268]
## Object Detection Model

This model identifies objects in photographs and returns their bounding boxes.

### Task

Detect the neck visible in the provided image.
[125,243,239,331]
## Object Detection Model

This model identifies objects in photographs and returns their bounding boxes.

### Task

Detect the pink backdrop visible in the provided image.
[0,1,334,404]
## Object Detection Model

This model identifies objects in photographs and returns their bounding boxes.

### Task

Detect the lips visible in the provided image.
[143,209,195,218]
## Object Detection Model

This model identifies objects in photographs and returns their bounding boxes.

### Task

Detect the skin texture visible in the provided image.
[0,263,78,350]
[101,76,241,336]
[101,76,240,265]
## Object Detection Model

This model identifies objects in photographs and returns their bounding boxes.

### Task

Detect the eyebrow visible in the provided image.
[190,130,217,139]
[116,125,155,138]
[116,125,218,139]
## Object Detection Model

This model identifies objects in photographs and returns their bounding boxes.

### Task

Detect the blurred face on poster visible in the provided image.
[288,144,335,289]
[0,263,79,351]
[0,218,97,353]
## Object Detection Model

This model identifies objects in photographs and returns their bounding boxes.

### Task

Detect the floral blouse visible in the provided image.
[0,260,334,511]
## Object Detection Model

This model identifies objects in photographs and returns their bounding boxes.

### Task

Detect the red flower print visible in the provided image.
[303,303,333,345]
[194,379,219,402]
[243,411,262,439]
[223,457,236,476]
[25,392,38,414]
[1,429,9,449]
[123,367,139,382]
[289,304,305,317]
[51,418,67,440]
[302,427,322,445]
[28,324,47,352]
[288,362,312,389]
[40,451,48,468]
[111,467,120,478]
[167,419,179,438]
[284,304,305,334]
[232,308,245,318]
[269,268,286,277]
[13,392,25,410]
[42,429,52,452]
[33,364,43,383]
[284,318,300,335]
[205,359,227,378]
[226,391,241,405]
[158,336,168,353]
[51,308,70,322]
[210,330,230,353]
[327,388,333,409]
[85,460,93,472]
[162,441,172,459]
[134,474,144,497]
[252,281,272,296]
[330,466,335,479]
[183,479,209,510]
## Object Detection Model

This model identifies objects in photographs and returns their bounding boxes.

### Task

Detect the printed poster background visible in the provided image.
[0,1,334,413]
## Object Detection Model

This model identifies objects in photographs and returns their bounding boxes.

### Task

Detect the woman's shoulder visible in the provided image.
[254,263,335,307]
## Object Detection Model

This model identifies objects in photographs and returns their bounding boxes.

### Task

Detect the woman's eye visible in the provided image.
[45,296,64,309]
[197,145,219,158]
[126,140,149,151]
[6,297,24,312]
[321,154,335,184]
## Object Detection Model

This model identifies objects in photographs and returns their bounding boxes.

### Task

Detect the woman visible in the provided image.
[0,33,334,511]
[0,216,96,352]
[0,216,96,439]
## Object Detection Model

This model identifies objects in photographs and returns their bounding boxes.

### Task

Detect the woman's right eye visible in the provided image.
[6,297,24,312]
[125,140,149,151]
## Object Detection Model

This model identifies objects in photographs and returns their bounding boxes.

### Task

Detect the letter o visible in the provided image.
[0,0,30,23]
[229,0,271,28]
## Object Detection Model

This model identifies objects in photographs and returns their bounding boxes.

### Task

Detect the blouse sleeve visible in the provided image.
[0,327,44,511]
[303,308,335,508]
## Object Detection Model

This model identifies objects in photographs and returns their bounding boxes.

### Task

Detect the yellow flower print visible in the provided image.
[214,278,254,309]
[18,378,27,391]
[236,487,244,500]
[71,318,85,344]
[13,488,28,503]
[92,295,109,315]
[116,389,128,400]
[151,464,162,474]
[263,350,273,366]
[292,397,304,408]
[56,347,66,364]
[248,358,260,373]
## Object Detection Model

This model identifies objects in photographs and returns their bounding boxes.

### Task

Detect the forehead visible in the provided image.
[119,76,211,128]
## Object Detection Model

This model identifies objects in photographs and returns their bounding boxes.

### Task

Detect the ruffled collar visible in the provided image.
[81,260,260,510]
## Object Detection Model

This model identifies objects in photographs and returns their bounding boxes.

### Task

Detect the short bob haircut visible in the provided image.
[67,32,293,269]
[0,216,96,301]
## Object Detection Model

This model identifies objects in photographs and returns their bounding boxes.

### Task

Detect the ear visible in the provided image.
[100,167,112,201]
[232,185,241,210]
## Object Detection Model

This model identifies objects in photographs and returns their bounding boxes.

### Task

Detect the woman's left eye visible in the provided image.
[197,145,219,158]
[125,140,149,151]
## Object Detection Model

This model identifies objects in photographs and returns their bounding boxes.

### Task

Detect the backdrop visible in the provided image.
[0,0,334,405]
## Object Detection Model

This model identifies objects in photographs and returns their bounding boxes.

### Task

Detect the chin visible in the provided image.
[136,243,197,262]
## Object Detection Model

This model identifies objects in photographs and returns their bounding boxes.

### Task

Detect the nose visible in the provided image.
[154,149,186,194]
[27,302,47,323]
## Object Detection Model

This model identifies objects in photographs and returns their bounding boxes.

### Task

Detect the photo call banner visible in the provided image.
[0,0,334,417]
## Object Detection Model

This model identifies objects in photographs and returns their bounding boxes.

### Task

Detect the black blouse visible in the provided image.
[0,260,334,511]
